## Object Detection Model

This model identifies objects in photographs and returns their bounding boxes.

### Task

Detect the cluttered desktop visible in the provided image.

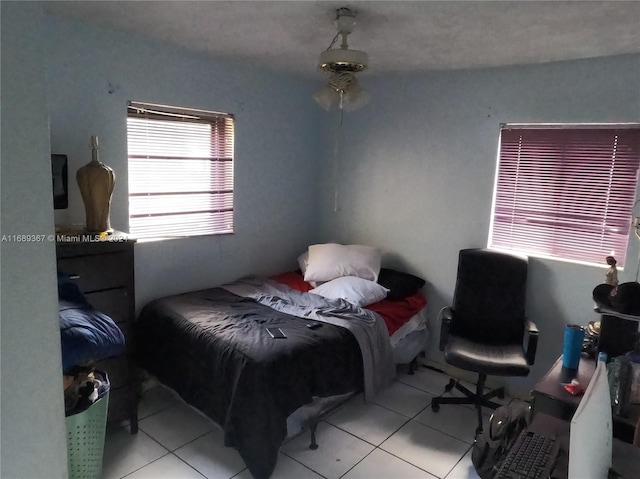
[486,273,640,479]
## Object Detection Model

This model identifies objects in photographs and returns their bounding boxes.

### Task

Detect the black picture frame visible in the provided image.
[51,154,68,210]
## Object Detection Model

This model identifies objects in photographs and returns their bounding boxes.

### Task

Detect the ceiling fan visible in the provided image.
[313,7,370,112]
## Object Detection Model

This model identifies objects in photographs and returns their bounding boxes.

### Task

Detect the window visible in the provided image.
[127,102,234,240]
[489,126,640,267]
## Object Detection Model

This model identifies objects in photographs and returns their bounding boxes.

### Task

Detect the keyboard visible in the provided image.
[495,430,560,479]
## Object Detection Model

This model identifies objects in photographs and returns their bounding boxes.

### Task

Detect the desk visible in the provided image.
[526,413,640,479]
[531,354,639,444]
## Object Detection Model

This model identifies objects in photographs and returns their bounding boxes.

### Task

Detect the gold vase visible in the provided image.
[76,135,115,234]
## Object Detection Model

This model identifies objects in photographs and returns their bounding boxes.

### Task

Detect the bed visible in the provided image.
[133,245,427,479]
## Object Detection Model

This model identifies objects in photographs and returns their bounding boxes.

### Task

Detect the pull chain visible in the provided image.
[333,95,345,213]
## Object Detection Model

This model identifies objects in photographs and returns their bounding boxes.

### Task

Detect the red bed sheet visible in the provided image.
[271,271,426,336]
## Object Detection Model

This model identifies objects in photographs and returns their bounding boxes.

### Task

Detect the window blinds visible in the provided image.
[127,102,234,240]
[490,127,640,267]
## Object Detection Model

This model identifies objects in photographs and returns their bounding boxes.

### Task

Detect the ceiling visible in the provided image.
[44,1,640,76]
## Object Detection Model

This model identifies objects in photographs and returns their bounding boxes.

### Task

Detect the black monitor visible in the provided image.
[51,154,68,210]
[598,314,639,359]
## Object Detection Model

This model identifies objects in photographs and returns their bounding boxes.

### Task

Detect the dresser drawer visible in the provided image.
[58,251,130,293]
[85,288,132,325]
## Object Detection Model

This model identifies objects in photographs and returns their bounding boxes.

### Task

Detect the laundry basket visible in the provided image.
[65,372,109,479]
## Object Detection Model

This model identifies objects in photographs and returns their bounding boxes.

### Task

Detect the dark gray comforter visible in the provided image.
[134,277,394,479]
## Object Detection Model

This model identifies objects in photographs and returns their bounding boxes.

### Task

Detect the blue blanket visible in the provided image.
[58,273,125,373]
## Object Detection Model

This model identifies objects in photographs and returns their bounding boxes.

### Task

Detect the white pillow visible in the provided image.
[303,243,382,283]
[309,276,389,307]
[297,251,309,275]
[297,251,323,287]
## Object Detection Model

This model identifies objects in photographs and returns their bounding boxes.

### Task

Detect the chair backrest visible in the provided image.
[451,248,528,345]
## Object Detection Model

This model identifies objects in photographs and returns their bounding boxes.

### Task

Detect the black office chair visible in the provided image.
[431,248,538,435]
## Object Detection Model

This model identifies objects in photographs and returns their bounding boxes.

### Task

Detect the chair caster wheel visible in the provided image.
[431,401,440,412]
[444,379,455,392]
[475,426,483,437]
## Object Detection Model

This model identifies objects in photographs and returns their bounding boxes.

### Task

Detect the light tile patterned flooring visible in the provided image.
[103,366,507,479]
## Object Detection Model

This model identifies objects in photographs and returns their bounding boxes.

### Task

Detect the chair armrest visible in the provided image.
[524,318,538,365]
[439,307,453,351]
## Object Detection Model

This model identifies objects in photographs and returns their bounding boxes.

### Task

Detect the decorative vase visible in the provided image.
[76,135,115,234]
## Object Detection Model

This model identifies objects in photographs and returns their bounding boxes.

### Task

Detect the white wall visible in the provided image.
[4,20,638,479]
[44,15,324,308]
[0,2,68,478]
[319,54,640,394]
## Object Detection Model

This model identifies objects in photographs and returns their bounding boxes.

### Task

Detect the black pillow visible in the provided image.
[378,268,425,300]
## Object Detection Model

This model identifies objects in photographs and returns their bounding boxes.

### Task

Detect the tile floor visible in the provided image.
[103,366,508,479]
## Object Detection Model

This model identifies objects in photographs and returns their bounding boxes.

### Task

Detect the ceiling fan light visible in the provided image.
[314,7,370,112]
[342,88,371,112]
[313,85,338,111]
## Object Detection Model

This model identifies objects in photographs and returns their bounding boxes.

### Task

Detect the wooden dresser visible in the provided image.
[56,231,136,429]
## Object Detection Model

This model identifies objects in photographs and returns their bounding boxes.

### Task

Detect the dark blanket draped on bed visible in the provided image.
[134,288,363,479]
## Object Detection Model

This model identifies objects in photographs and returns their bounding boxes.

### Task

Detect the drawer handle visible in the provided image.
[68,274,81,280]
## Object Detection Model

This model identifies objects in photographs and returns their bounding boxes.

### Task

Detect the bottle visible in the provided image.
[607,355,632,417]
[76,135,115,234]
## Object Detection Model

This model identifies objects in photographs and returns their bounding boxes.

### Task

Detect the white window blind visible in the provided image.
[127,102,234,240]
[489,126,640,267]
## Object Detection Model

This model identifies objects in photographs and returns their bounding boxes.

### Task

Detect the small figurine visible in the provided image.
[605,256,619,287]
